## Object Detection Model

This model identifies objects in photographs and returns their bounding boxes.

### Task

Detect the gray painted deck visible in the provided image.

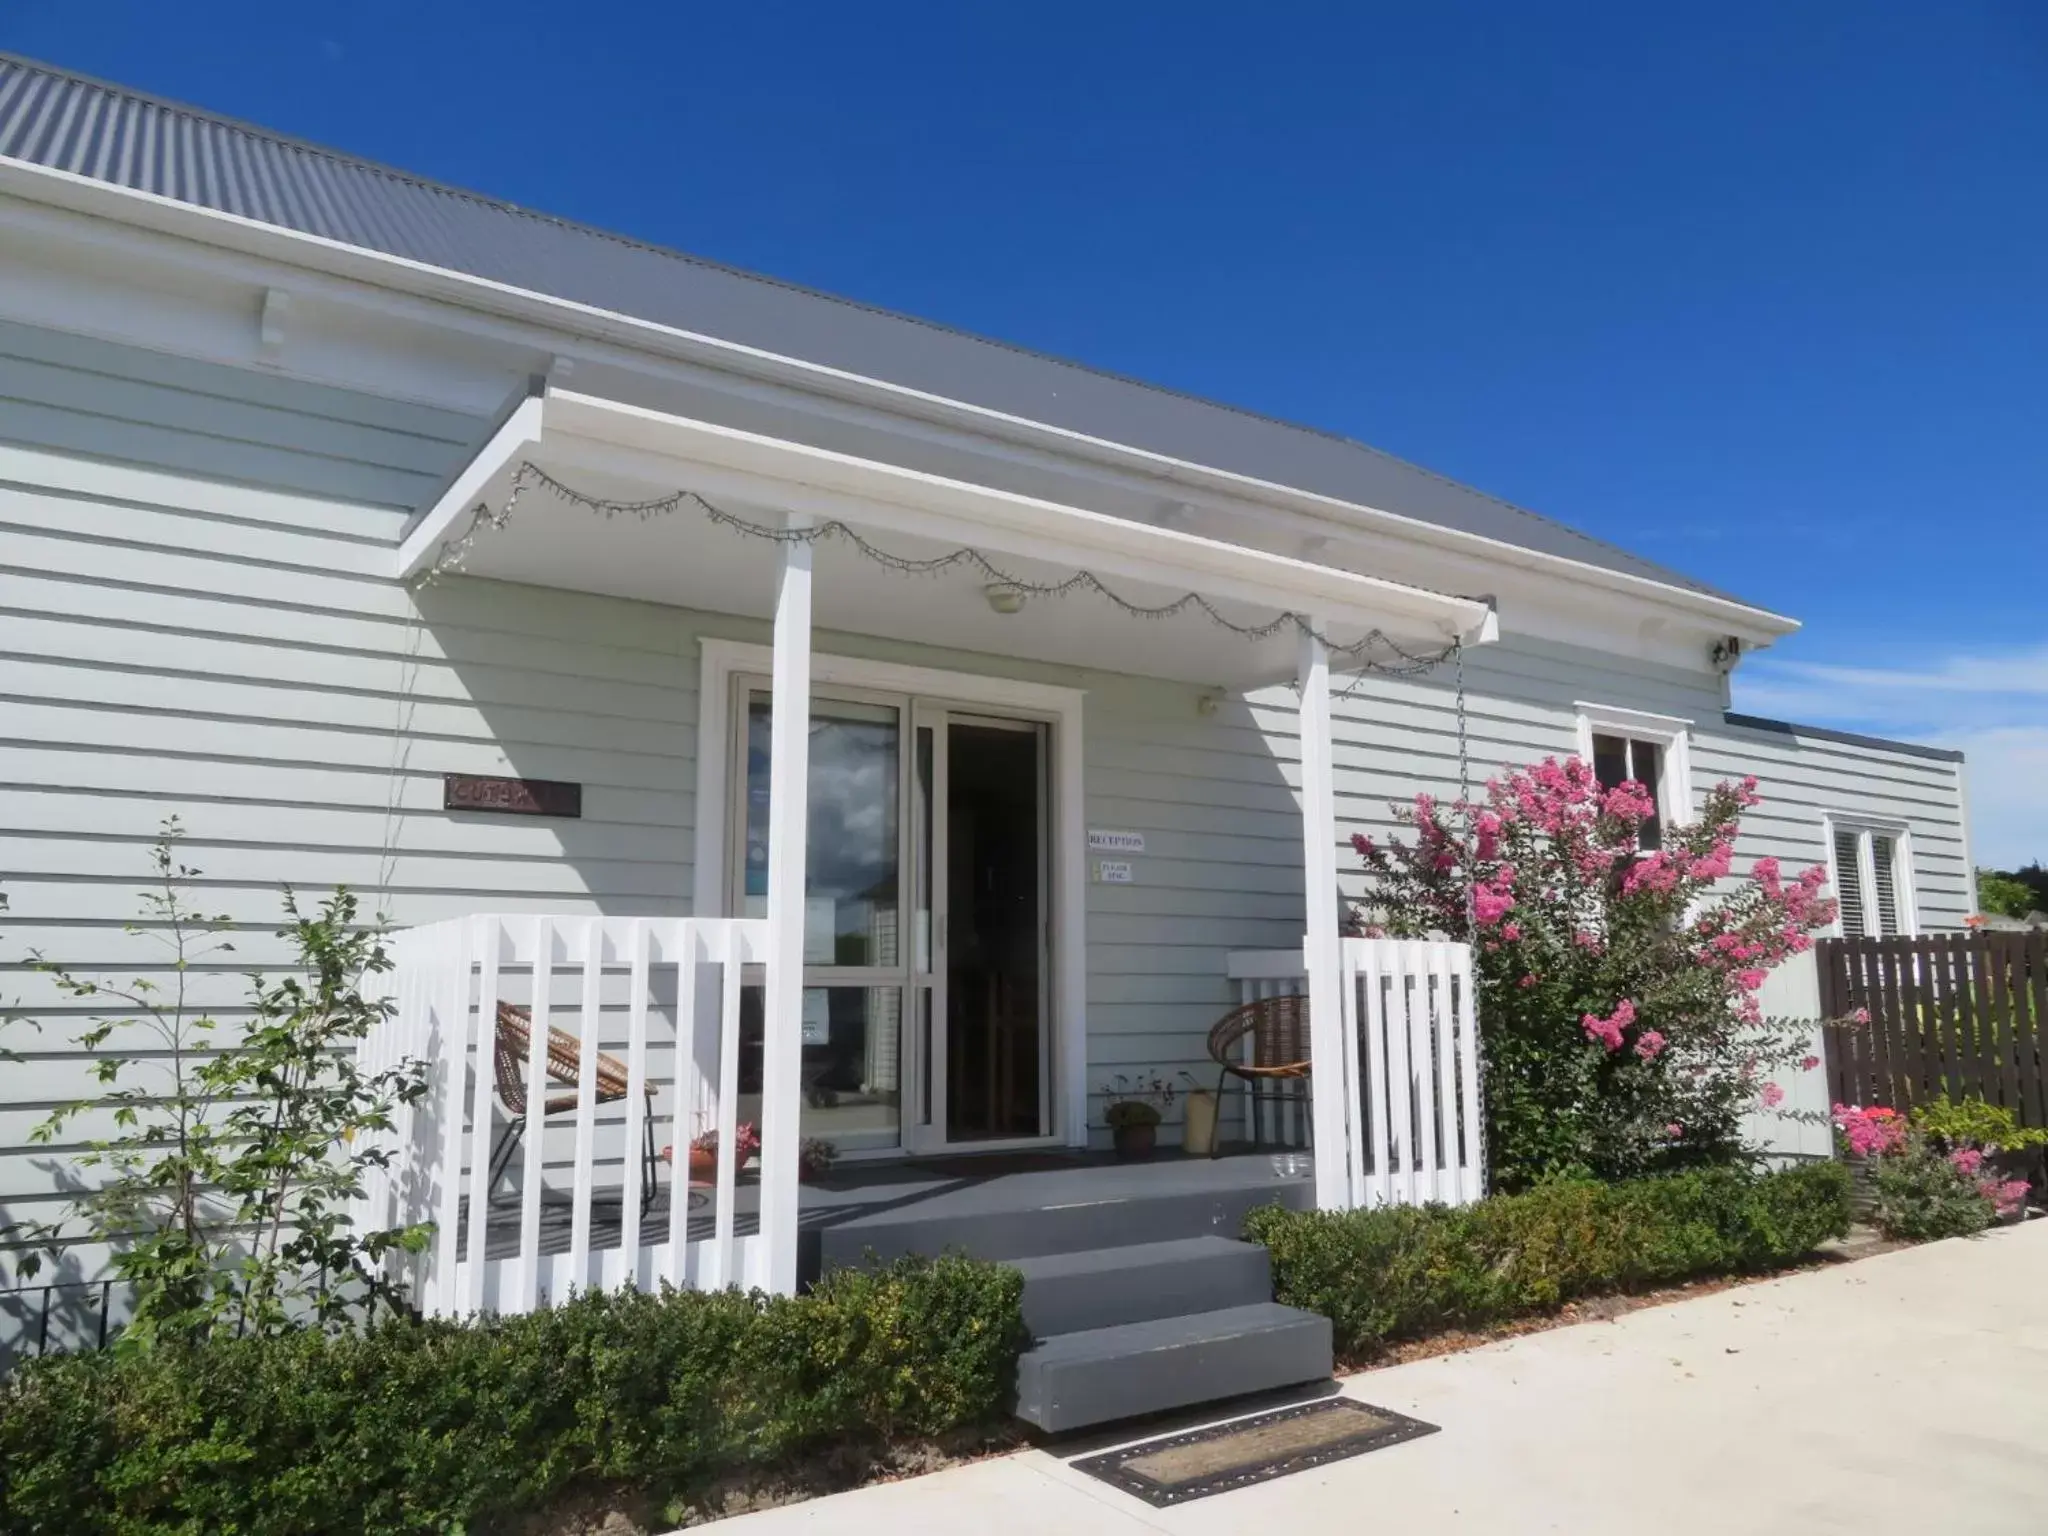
[474,1150,1314,1281]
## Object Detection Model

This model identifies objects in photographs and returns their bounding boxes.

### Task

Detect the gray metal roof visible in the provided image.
[0,52,1751,607]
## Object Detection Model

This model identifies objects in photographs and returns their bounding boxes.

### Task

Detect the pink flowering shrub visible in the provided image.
[1838,1102,2036,1237]
[1831,1104,1907,1158]
[1352,757,1837,1187]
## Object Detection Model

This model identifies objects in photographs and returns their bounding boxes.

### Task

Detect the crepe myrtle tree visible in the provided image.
[1352,757,1836,1189]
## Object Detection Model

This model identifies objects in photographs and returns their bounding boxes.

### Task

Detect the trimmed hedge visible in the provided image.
[1244,1161,1851,1360]
[0,1254,1025,1536]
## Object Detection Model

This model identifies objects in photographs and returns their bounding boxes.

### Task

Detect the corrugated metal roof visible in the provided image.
[0,52,1752,607]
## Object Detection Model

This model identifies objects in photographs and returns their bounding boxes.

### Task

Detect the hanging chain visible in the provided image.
[418,460,1472,675]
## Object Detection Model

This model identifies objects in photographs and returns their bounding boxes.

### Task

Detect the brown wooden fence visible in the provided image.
[1818,931,2048,1125]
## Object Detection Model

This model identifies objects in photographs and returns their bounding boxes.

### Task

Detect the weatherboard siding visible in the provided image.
[0,329,1971,1279]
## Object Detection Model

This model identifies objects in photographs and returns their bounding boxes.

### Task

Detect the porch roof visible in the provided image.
[397,385,1496,687]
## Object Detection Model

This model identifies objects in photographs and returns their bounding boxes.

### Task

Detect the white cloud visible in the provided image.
[1736,646,2048,869]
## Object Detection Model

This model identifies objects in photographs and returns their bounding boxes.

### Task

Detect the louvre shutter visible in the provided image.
[1834,828,1868,937]
[1871,834,1900,936]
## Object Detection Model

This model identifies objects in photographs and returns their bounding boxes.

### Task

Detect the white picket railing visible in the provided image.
[1225,937,1484,1208]
[356,914,771,1317]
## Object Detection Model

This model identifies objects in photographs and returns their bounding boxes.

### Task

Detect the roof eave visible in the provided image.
[0,153,1799,642]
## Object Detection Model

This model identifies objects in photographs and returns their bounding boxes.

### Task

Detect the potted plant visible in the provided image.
[797,1137,840,1183]
[1102,1073,1176,1159]
[683,1121,759,1184]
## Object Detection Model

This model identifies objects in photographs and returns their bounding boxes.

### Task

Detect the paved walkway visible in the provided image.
[707,1221,2048,1534]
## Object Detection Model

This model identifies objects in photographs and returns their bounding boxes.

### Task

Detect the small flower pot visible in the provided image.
[1111,1122,1158,1160]
[687,1147,753,1185]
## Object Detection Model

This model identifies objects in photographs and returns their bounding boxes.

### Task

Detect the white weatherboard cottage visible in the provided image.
[0,59,1974,1408]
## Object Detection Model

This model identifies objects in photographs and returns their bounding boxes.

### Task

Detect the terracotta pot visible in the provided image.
[687,1147,753,1184]
[1111,1122,1158,1160]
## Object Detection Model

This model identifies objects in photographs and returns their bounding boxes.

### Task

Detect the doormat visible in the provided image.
[1069,1398,1438,1507]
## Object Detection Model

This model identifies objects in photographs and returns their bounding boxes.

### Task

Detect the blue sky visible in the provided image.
[7,2,2045,863]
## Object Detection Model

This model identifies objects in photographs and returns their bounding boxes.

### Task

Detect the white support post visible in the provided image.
[1297,626,1353,1209]
[758,517,814,1295]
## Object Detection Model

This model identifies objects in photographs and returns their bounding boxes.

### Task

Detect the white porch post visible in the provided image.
[1297,626,1352,1209]
[759,517,813,1294]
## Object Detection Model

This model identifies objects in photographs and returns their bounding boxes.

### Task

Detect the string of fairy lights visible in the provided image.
[416,459,1476,680]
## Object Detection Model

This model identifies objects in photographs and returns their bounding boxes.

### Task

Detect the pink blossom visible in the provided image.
[1832,1104,1907,1158]
[1733,968,1769,993]
[1759,1082,1785,1110]
[1601,781,1658,825]
[1798,1055,1821,1073]
[1351,832,1377,859]
[1581,998,1636,1053]
[1500,922,1523,942]
[1849,1007,1871,1026]
[1572,929,1604,952]
[1472,883,1516,927]
[1582,1012,1624,1052]
[1665,1122,1685,1137]
[1634,1029,1667,1062]
[1989,1180,2030,1218]
[1949,1147,1985,1177]
[1518,973,1540,989]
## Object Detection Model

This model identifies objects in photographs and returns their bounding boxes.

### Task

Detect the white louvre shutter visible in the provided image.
[1834,828,1869,937]
[1871,835,1901,936]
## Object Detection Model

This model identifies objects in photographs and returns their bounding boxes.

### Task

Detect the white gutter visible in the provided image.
[0,154,1793,640]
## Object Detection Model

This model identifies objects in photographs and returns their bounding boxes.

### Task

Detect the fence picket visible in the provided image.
[1430,944,1458,1205]
[711,924,744,1290]
[618,920,652,1277]
[1358,942,1390,1206]
[463,918,501,1314]
[429,919,472,1317]
[1336,940,1367,1207]
[2027,932,2048,1126]
[667,920,699,1288]
[517,917,553,1311]
[566,918,603,1294]
[1452,951,1483,1202]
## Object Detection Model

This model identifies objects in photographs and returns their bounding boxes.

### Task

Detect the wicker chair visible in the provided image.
[486,1001,660,1209]
[1205,993,1312,1155]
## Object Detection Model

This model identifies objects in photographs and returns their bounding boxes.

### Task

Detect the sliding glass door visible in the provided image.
[733,681,1052,1153]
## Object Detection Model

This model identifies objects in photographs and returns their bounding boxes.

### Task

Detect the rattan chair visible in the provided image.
[1205,993,1313,1155]
[486,1001,660,1208]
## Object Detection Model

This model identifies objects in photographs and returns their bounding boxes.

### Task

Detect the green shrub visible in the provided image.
[1908,1095,2048,1155]
[1869,1141,1996,1242]
[0,1255,1025,1536]
[1245,1161,1850,1360]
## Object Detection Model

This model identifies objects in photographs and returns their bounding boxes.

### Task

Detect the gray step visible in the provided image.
[1013,1237,1272,1337]
[1015,1302,1333,1434]
[815,1174,1311,1272]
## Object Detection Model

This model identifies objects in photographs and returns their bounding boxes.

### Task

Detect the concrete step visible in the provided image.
[814,1173,1310,1273]
[1014,1302,1333,1434]
[1013,1236,1273,1337]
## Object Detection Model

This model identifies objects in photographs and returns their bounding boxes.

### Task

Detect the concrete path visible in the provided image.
[708,1221,2048,1534]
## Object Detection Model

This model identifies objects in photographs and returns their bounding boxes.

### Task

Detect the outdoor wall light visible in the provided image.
[983,583,1026,615]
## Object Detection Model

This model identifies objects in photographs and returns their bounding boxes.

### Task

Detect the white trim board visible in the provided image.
[1575,701,1697,823]
[1821,812,1920,939]
[693,638,1091,1147]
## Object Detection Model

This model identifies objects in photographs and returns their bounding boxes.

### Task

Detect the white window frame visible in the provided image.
[1574,702,1696,827]
[1822,814,1919,939]
[694,637,1091,1148]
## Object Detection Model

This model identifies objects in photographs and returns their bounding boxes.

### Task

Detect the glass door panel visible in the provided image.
[943,718,1049,1142]
[739,689,905,1149]
[733,686,1052,1153]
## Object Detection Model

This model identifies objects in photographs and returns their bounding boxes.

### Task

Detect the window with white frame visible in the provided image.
[1575,704,1694,852]
[1826,818,1915,938]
